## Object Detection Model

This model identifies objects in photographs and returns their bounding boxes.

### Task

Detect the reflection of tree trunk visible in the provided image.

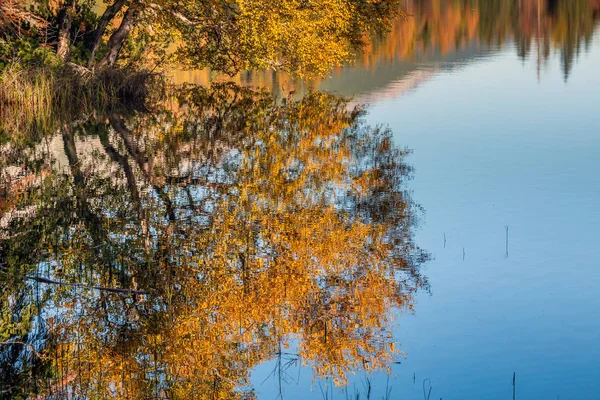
[100,4,140,67]
[108,114,223,189]
[62,126,142,293]
[87,0,127,65]
[157,188,177,222]
[61,128,106,252]
[62,126,84,185]
[56,0,74,59]
[98,131,151,250]
[108,114,176,222]
[108,114,154,179]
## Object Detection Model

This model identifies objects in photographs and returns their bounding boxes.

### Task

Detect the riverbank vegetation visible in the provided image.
[0,63,158,136]
[3,0,598,116]
[1,0,404,127]
[0,0,401,83]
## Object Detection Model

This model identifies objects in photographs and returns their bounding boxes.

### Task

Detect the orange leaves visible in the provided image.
[0,0,47,34]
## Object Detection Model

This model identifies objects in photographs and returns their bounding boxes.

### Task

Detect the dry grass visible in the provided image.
[0,64,158,136]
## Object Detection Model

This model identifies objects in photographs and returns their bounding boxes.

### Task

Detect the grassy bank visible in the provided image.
[0,63,158,136]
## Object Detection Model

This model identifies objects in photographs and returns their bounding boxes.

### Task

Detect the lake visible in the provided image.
[1,1,599,399]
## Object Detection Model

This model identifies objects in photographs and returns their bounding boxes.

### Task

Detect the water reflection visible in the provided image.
[174,0,600,97]
[0,84,428,398]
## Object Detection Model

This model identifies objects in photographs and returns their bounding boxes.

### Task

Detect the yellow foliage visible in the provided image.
[0,84,428,398]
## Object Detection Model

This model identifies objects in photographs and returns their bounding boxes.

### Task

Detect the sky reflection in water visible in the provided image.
[1,1,600,399]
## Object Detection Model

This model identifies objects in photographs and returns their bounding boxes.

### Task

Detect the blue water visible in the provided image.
[251,36,600,400]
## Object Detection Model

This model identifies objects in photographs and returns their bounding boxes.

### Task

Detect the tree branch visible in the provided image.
[88,0,127,65]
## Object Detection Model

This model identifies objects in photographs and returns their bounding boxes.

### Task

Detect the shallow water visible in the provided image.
[2,1,600,399]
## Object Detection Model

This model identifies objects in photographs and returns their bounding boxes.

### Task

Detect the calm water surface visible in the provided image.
[252,4,600,400]
[1,1,600,399]
[378,46,600,398]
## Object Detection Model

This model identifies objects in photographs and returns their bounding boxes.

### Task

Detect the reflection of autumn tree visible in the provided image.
[0,84,428,399]
[476,0,599,79]
[358,0,480,68]
[373,0,598,66]
[185,0,599,91]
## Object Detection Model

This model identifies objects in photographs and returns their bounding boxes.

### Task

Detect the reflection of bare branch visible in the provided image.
[0,230,33,240]
[108,114,179,223]
[108,114,225,190]
[24,275,149,295]
[62,127,108,256]
[164,175,225,189]
[262,341,300,400]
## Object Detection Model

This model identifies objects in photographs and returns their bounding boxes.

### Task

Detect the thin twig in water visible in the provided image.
[512,372,516,400]
[505,225,509,258]
[423,378,432,400]
[383,375,392,400]
[363,377,372,400]
[318,381,327,400]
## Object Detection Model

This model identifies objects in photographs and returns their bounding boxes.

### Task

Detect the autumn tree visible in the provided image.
[8,0,399,75]
[0,0,46,35]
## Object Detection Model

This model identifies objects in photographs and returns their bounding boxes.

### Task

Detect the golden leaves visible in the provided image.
[0,84,426,398]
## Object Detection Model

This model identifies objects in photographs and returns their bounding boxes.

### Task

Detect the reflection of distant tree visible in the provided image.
[168,1,598,98]
[360,0,599,81]
[478,0,599,80]
[0,84,428,399]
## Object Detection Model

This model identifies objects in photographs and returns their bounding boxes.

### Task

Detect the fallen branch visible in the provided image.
[65,62,92,78]
[24,275,149,295]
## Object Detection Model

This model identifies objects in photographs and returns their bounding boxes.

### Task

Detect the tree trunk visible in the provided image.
[99,4,140,67]
[56,0,74,59]
[87,0,127,65]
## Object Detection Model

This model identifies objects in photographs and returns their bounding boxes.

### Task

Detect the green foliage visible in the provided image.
[0,35,60,70]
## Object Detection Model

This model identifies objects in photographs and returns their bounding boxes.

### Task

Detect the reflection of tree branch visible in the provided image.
[157,186,176,222]
[62,125,141,292]
[24,275,149,295]
[106,114,186,291]
[108,114,154,181]
[0,230,34,240]
[262,337,300,399]
[98,131,142,210]
[164,175,224,189]
[108,114,177,222]
[108,114,224,190]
